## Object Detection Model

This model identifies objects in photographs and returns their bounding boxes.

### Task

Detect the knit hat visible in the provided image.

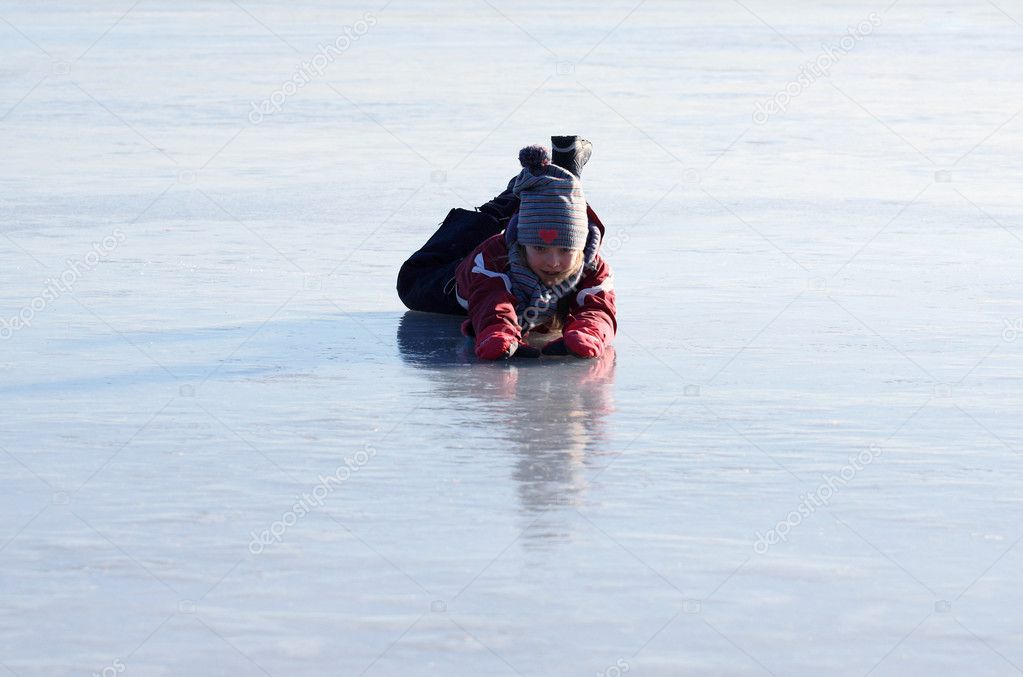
[511,145,588,250]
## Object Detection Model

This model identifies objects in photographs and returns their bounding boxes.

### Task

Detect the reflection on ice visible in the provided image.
[396,310,473,367]
[397,310,616,540]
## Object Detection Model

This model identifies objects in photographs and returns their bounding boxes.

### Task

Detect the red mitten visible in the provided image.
[475,324,518,360]
[563,328,604,358]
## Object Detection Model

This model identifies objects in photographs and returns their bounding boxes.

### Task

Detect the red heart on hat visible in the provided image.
[538,229,558,244]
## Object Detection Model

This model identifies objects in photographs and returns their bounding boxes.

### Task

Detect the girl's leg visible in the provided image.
[477,176,519,224]
[397,208,503,315]
[551,136,592,177]
[396,258,464,315]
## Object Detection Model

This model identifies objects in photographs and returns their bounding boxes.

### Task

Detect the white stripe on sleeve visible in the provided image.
[575,273,615,306]
[470,253,513,294]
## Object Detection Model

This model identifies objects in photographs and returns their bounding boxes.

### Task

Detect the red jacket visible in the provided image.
[454,205,617,346]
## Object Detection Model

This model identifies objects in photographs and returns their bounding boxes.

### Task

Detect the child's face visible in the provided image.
[523,245,582,287]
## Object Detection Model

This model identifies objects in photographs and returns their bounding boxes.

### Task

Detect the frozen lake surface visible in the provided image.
[2,1,1022,675]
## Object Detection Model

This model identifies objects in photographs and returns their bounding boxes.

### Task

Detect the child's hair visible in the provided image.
[545,301,570,332]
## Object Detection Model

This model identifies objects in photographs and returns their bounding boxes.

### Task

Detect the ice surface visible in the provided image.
[2,1,1022,675]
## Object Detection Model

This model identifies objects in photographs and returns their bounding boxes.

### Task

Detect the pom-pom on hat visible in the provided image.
[511,145,588,250]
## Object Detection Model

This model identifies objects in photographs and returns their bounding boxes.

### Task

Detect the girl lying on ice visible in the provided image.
[396,136,616,361]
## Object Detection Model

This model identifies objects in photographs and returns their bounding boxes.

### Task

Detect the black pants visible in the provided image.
[396,207,506,316]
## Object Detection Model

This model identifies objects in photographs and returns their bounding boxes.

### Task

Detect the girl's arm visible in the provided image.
[547,258,617,358]
[457,245,526,359]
